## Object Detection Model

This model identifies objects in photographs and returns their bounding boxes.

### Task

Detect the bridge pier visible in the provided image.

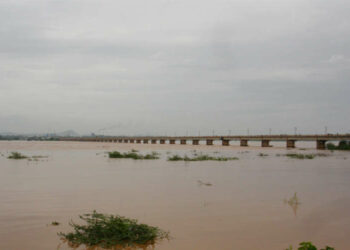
[170,139,175,144]
[193,140,199,145]
[160,139,165,144]
[143,139,148,144]
[261,140,270,147]
[286,140,296,148]
[180,139,186,145]
[240,139,248,146]
[206,139,213,145]
[317,140,327,150]
[151,139,157,144]
[222,139,230,146]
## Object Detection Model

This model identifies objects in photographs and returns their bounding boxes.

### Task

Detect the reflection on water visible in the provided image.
[0,141,350,250]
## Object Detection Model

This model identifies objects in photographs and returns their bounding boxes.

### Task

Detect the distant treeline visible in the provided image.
[0,135,59,141]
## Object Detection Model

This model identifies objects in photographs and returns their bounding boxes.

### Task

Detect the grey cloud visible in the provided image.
[1,0,350,135]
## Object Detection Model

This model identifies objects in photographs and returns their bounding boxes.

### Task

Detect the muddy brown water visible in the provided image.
[0,141,350,250]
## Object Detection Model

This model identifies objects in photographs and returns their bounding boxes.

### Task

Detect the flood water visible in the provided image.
[0,141,350,250]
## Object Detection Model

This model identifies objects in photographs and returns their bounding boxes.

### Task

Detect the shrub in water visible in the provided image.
[285,154,315,159]
[59,211,168,248]
[108,151,159,160]
[8,152,27,159]
[286,241,334,250]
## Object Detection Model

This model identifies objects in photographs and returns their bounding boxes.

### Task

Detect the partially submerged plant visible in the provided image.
[108,151,159,160]
[285,153,315,159]
[8,152,27,159]
[197,180,213,186]
[51,221,60,226]
[59,211,169,248]
[258,153,268,157]
[168,154,238,161]
[286,241,334,250]
[286,192,301,206]
[284,192,301,216]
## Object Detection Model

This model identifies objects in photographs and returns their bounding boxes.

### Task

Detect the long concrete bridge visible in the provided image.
[60,134,350,150]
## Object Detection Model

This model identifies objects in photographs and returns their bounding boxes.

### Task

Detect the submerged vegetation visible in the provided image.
[7,152,48,161]
[286,153,315,159]
[286,241,334,250]
[59,211,169,248]
[284,192,301,216]
[168,154,239,161]
[282,153,328,160]
[197,180,213,186]
[51,221,60,226]
[108,151,159,160]
[327,141,350,150]
[286,192,301,206]
[258,153,268,157]
[8,152,28,159]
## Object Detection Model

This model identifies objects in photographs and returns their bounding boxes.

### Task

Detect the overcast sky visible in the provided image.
[1,0,349,135]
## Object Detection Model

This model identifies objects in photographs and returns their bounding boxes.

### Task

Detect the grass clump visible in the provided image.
[285,153,315,159]
[8,152,27,159]
[286,241,334,250]
[197,180,213,186]
[167,155,183,161]
[258,153,268,157]
[108,151,159,160]
[51,221,60,226]
[168,154,238,161]
[59,211,169,248]
[327,141,350,150]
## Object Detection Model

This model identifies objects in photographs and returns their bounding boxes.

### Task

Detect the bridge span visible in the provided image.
[60,134,350,150]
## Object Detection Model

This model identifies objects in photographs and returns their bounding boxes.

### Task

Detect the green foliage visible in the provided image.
[167,155,183,161]
[285,153,315,159]
[327,141,350,150]
[8,152,27,159]
[59,211,168,248]
[286,242,335,250]
[168,154,239,161]
[108,151,159,160]
[298,242,317,250]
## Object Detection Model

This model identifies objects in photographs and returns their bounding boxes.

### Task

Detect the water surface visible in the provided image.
[0,141,349,249]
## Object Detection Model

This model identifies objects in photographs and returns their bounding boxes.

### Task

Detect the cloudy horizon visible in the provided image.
[1,0,350,136]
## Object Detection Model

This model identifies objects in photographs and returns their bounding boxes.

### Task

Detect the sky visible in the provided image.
[0,0,350,136]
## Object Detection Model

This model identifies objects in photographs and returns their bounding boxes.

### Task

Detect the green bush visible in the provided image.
[108,151,159,160]
[286,241,334,250]
[59,211,168,248]
[8,152,27,159]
